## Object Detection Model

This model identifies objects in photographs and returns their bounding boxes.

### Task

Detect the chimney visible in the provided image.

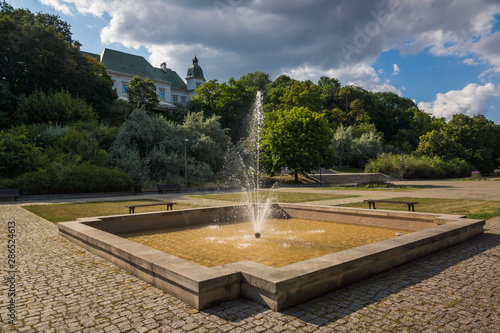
[160,62,167,73]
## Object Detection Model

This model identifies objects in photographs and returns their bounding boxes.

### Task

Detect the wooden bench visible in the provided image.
[364,199,419,212]
[0,189,20,201]
[125,202,177,214]
[157,184,181,194]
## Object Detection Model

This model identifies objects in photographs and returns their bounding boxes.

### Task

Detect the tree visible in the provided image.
[239,71,271,92]
[262,107,335,181]
[13,89,97,125]
[0,3,116,125]
[332,125,354,167]
[112,108,231,187]
[417,114,500,174]
[189,77,256,144]
[126,76,159,111]
[351,130,383,168]
[279,81,322,113]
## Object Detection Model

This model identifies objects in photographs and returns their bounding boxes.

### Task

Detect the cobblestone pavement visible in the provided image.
[1,205,499,332]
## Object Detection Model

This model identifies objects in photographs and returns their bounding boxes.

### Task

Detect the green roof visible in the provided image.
[186,55,205,79]
[100,48,187,90]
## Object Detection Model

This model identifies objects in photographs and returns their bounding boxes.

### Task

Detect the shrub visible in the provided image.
[14,89,97,125]
[365,153,472,179]
[8,163,133,195]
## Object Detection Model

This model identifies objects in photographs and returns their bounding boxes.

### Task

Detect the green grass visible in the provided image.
[23,200,201,223]
[340,197,500,220]
[319,185,433,191]
[192,191,357,203]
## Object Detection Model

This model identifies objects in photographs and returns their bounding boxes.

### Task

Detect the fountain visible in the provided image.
[231,90,274,239]
[57,93,486,311]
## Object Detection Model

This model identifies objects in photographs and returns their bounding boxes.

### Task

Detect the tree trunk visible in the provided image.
[294,170,299,182]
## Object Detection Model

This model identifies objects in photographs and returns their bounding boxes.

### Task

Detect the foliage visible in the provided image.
[239,71,271,92]
[126,76,159,111]
[332,125,382,168]
[332,125,354,167]
[351,130,383,168]
[0,122,117,180]
[4,162,133,195]
[417,114,500,174]
[190,78,256,144]
[0,2,116,126]
[13,89,97,125]
[111,108,231,186]
[365,153,472,179]
[261,106,335,181]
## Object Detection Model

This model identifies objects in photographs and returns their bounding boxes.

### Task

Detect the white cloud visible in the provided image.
[36,0,500,98]
[417,83,500,119]
[392,64,400,76]
[284,63,401,95]
[39,0,73,16]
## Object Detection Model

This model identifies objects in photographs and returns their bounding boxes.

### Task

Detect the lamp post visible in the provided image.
[184,139,189,192]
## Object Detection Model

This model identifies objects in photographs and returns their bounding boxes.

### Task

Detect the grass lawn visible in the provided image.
[23,200,201,223]
[192,191,357,203]
[340,197,500,220]
[319,185,429,191]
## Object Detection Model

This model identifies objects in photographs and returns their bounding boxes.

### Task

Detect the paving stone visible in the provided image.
[0,204,499,332]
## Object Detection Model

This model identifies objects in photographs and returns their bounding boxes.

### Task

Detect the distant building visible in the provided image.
[83,48,205,109]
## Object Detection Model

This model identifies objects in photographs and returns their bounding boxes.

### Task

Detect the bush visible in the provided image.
[14,89,97,125]
[365,153,472,179]
[6,163,133,195]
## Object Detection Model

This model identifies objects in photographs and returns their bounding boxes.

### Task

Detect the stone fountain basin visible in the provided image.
[57,204,484,311]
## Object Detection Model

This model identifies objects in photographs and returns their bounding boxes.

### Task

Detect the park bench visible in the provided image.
[0,189,20,201]
[364,199,419,212]
[125,202,177,214]
[157,184,181,194]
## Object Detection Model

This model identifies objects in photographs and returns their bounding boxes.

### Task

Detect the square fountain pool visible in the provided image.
[58,203,484,311]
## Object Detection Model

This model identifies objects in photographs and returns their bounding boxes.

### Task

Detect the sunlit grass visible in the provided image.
[23,200,201,223]
[340,197,500,220]
[192,191,357,203]
[319,185,429,191]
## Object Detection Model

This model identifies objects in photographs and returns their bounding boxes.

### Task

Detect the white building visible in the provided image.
[84,48,205,109]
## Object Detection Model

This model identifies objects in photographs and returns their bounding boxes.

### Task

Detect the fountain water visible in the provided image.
[241,91,274,238]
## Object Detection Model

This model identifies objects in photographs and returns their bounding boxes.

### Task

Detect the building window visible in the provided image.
[196,82,201,88]
[159,90,165,99]
[122,84,128,93]
[173,95,178,104]
[181,96,186,104]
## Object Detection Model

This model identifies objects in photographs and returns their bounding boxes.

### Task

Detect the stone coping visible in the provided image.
[58,204,484,311]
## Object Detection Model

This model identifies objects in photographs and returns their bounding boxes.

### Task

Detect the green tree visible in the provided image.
[239,71,271,92]
[112,109,231,187]
[0,3,116,125]
[189,77,256,144]
[13,89,97,125]
[126,76,159,111]
[351,130,383,168]
[262,107,335,181]
[417,114,500,174]
[279,81,322,113]
[332,125,354,167]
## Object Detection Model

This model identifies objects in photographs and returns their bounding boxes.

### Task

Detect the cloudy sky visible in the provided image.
[10,0,500,123]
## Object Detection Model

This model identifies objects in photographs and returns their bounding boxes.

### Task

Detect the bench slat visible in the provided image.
[364,199,419,212]
[125,202,177,214]
[157,184,181,194]
[0,189,20,201]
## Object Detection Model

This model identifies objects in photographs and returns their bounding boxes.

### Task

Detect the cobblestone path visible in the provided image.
[1,205,499,332]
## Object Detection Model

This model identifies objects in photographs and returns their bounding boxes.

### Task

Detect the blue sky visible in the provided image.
[8,0,500,124]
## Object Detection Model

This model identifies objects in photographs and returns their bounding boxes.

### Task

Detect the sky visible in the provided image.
[8,0,500,124]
